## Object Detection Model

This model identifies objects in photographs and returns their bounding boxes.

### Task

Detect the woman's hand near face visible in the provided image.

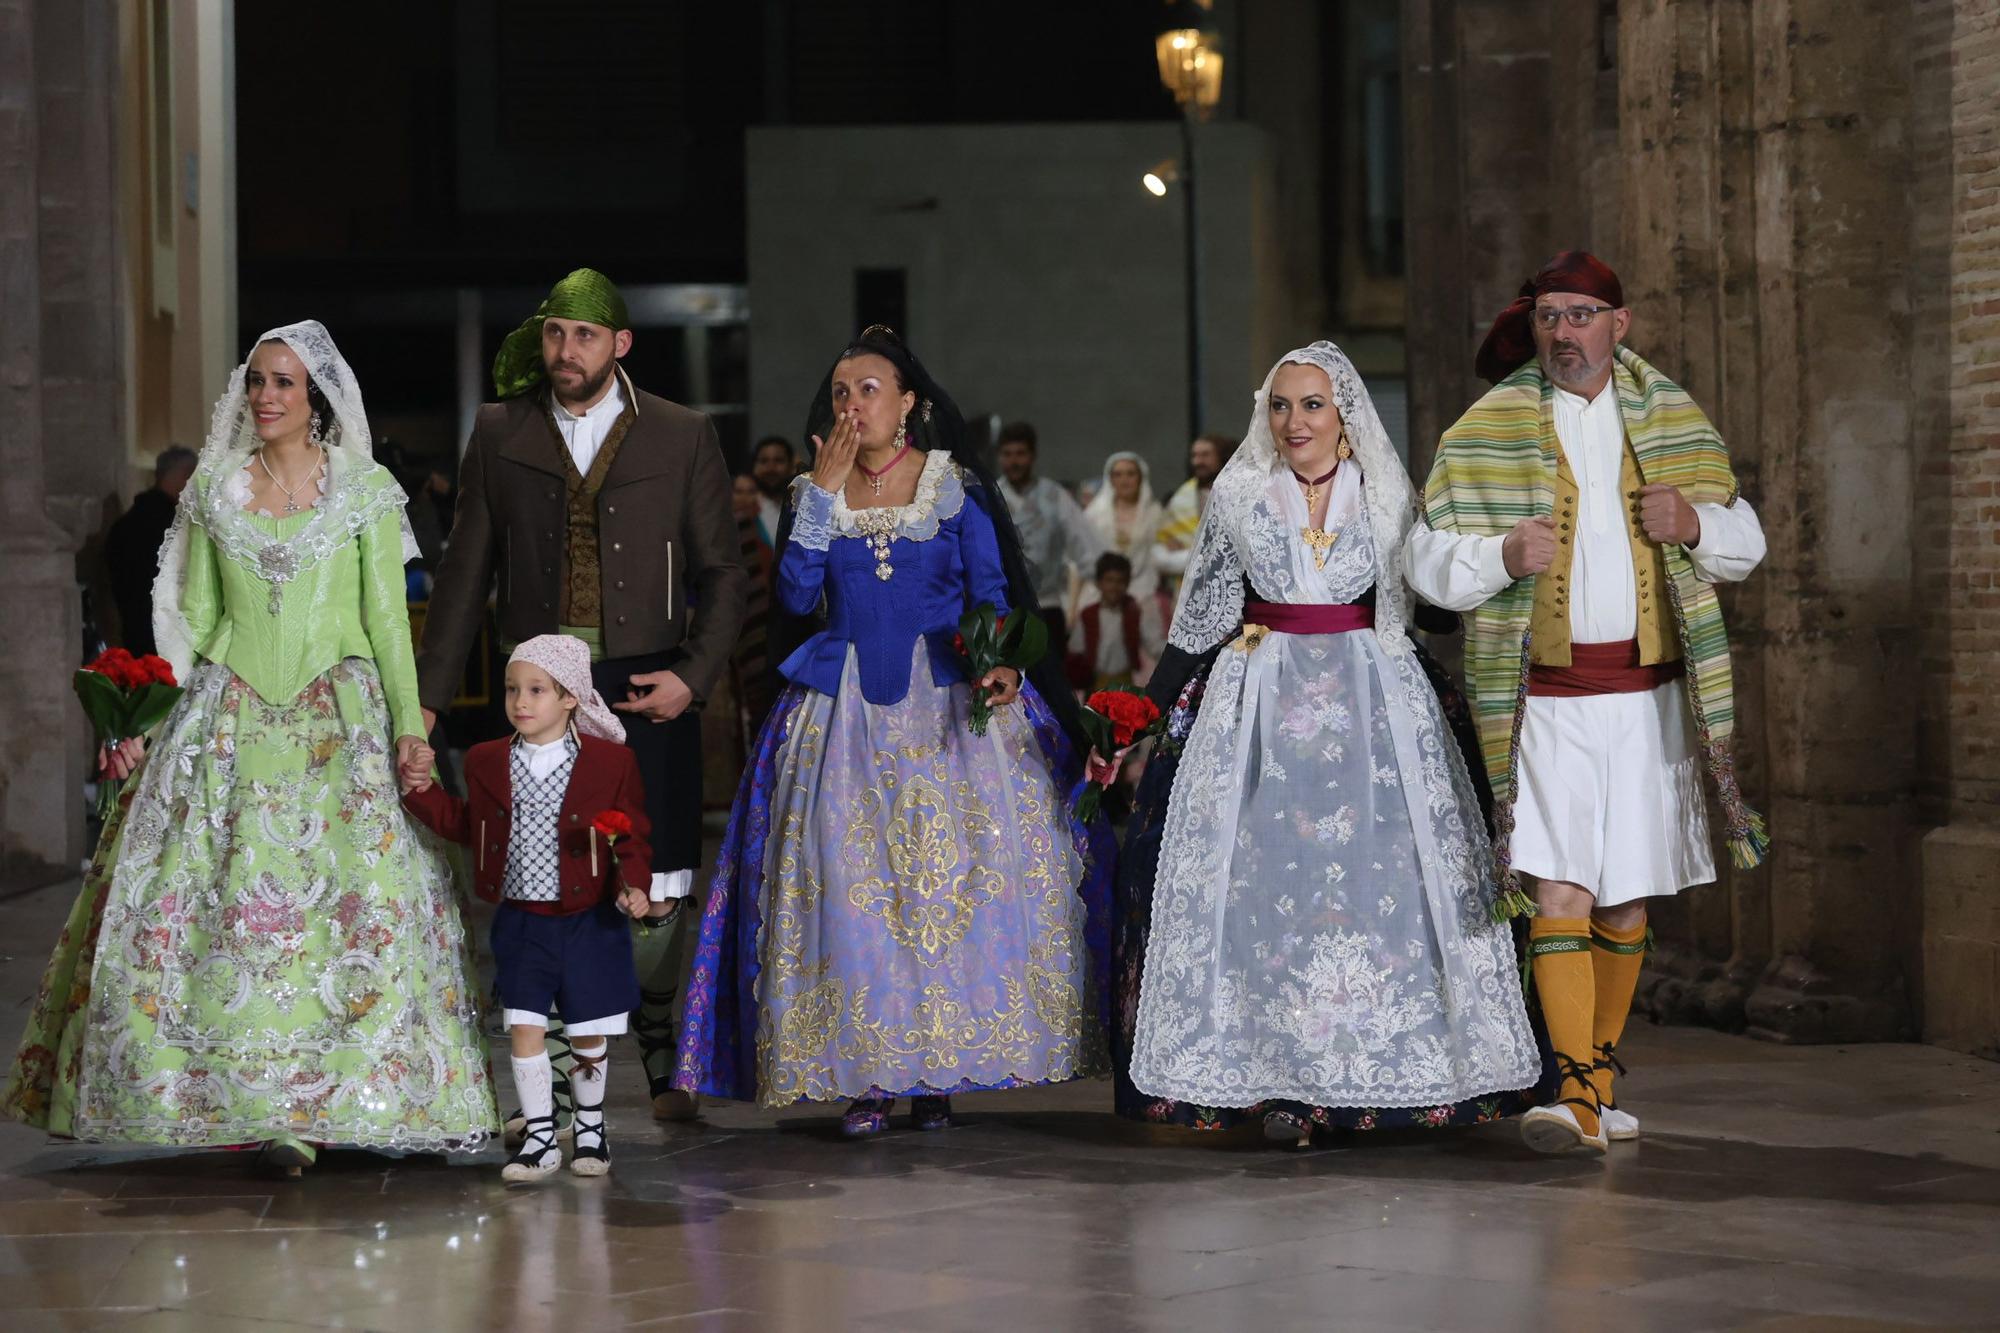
[810,413,860,494]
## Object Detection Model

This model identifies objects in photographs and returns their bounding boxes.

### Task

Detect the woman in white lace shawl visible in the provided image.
[1077,451,1165,611]
[0,323,499,1173]
[1121,342,1540,1146]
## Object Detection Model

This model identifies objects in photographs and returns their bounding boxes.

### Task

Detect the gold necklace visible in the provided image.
[1292,463,1340,570]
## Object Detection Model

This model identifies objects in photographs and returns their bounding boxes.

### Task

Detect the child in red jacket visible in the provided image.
[402,634,650,1183]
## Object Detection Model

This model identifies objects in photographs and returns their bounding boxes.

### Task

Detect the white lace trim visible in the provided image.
[788,449,966,546]
[193,449,408,601]
[789,481,836,552]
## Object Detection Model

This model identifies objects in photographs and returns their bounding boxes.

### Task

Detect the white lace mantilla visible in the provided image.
[1169,341,1417,658]
[788,449,966,551]
[153,321,418,677]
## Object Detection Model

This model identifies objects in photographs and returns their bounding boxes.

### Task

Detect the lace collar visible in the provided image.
[813,449,967,543]
[193,445,404,608]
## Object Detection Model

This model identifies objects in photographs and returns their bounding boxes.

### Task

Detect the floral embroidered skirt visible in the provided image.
[676,644,1115,1106]
[1,659,499,1150]
[1113,642,1552,1132]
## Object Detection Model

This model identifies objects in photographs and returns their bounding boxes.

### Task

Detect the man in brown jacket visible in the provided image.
[417,268,745,1125]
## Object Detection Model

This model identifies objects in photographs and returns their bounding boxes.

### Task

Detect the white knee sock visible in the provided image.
[572,1044,609,1122]
[511,1051,555,1124]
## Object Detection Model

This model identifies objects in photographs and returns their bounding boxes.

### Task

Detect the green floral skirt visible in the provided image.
[2,658,499,1150]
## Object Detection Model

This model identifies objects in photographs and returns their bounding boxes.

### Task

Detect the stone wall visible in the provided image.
[1403,0,2000,1049]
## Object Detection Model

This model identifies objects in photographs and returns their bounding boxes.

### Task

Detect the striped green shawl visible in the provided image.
[1422,347,1768,893]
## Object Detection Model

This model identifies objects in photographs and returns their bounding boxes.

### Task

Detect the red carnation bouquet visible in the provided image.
[1073,687,1163,822]
[953,602,1049,736]
[75,648,183,819]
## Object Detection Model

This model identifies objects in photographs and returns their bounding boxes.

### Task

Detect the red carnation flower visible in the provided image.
[1086,690,1161,748]
[86,648,146,690]
[591,810,634,841]
[135,654,178,688]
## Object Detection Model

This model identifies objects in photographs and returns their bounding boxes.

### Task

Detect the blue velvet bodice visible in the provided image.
[775,452,1013,705]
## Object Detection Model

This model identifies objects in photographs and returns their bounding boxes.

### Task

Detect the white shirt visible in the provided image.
[516,735,575,781]
[1403,380,1766,619]
[1000,475,1103,606]
[551,372,628,477]
[1067,596,1166,685]
[757,494,782,546]
[1558,381,1639,642]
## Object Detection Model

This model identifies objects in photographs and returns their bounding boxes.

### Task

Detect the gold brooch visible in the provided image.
[1300,527,1339,571]
[1231,624,1271,653]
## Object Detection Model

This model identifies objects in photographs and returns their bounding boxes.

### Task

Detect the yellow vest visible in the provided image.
[1528,438,1680,667]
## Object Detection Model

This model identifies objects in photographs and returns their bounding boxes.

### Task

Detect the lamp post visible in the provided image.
[1153,2,1223,442]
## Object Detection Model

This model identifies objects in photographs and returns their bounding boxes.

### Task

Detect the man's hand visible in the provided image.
[613,669,694,723]
[616,884,651,918]
[1501,516,1559,579]
[1637,483,1701,546]
[644,897,688,925]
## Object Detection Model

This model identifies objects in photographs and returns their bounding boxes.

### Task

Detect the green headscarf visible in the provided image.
[491,268,631,400]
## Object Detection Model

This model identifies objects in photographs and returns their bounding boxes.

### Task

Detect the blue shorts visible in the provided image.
[491,900,641,1032]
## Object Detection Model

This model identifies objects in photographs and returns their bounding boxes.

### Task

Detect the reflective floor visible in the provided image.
[2,877,1997,1332]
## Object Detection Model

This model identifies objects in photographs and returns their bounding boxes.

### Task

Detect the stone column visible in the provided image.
[0,0,125,892]
[1613,0,1919,1040]
[1918,0,2000,1059]
[0,0,79,888]
[1401,0,1555,484]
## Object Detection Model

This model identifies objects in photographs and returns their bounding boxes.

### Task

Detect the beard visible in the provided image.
[548,356,615,405]
[1539,341,1603,392]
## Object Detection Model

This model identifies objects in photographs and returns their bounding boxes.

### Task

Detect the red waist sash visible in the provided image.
[1528,638,1684,698]
[1242,601,1375,635]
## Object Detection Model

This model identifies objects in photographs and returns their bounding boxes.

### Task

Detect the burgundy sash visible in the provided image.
[1528,638,1684,698]
[1242,601,1375,635]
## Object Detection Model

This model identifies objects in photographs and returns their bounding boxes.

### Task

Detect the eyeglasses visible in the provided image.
[1533,305,1616,330]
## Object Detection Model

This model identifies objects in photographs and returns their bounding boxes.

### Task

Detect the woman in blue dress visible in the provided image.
[675,327,1110,1135]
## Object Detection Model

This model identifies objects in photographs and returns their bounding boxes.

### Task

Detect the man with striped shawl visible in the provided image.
[1403,252,1767,1156]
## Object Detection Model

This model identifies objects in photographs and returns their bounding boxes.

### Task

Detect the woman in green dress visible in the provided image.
[1,321,498,1173]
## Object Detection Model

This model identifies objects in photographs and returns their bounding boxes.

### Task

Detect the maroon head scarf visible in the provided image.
[1474,251,1626,384]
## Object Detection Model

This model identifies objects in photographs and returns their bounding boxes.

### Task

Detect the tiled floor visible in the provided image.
[1,877,1997,1332]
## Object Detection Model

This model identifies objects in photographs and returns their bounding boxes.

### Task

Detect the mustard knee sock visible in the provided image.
[1588,916,1649,1111]
[1528,916,1599,1136]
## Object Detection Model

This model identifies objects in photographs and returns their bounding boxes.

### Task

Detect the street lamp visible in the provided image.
[1152,1,1223,440]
